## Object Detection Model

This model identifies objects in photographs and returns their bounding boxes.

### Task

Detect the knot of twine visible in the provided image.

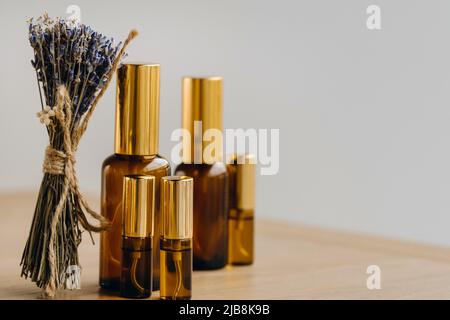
[43,146,74,175]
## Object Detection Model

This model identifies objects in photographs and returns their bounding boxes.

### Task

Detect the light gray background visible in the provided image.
[1,0,450,245]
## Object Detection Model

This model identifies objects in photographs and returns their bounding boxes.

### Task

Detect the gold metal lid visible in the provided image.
[115,63,160,156]
[122,175,155,238]
[160,176,193,240]
[182,77,223,164]
[236,154,256,211]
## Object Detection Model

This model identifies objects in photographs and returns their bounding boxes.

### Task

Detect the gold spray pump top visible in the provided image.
[122,175,155,238]
[160,176,193,240]
[115,63,160,156]
[182,77,223,163]
[236,154,256,211]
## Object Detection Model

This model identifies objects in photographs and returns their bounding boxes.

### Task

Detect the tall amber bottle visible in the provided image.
[100,63,170,291]
[174,77,229,270]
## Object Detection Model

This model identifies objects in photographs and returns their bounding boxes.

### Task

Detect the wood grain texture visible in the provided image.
[1,192,450,300]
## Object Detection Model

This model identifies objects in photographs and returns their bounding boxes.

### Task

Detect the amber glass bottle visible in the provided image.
[175,77,228,270]
[227,154,256,265]
[160,176,193,300]
[100,63,170,291]
[120,175,154,298]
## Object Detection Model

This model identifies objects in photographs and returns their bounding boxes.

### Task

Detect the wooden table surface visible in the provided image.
[2,192,450,300]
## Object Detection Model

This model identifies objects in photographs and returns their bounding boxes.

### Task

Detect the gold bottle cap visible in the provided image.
[182,77,223,164]
[115,63,160,156]
[236,154,256,211]
[122,175,155,238]
[161,176,193,240]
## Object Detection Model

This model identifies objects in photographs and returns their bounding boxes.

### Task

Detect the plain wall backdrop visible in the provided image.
[1,0,450,245]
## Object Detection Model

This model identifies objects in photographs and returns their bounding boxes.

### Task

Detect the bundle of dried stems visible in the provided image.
[21,13,138,297]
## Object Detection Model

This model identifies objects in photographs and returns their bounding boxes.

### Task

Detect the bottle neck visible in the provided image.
[114,138,159,156]
[114,153,159,161]
[114,152,159,160]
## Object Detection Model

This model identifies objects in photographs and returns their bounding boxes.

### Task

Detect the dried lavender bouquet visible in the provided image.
[21,14,137,297]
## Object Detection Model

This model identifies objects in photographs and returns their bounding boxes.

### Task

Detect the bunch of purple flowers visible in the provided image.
[21,14,137,296]
[29,14,122,123]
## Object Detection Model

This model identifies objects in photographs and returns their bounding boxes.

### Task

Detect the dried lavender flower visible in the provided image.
[21,14,137,295]
[28,16,121,122]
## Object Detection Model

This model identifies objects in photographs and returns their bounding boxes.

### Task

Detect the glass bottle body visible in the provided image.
[228,209,254,265]
[120,237,152,298]
[100,153,170,290]
[160,238,192,300]
[175,162,228,269]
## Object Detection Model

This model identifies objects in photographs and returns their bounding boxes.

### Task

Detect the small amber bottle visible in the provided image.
[120,175,155,299]
[160,176,193,300]
[175,77,229,270]
[100,63,170,291]
[227,154,256,265]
